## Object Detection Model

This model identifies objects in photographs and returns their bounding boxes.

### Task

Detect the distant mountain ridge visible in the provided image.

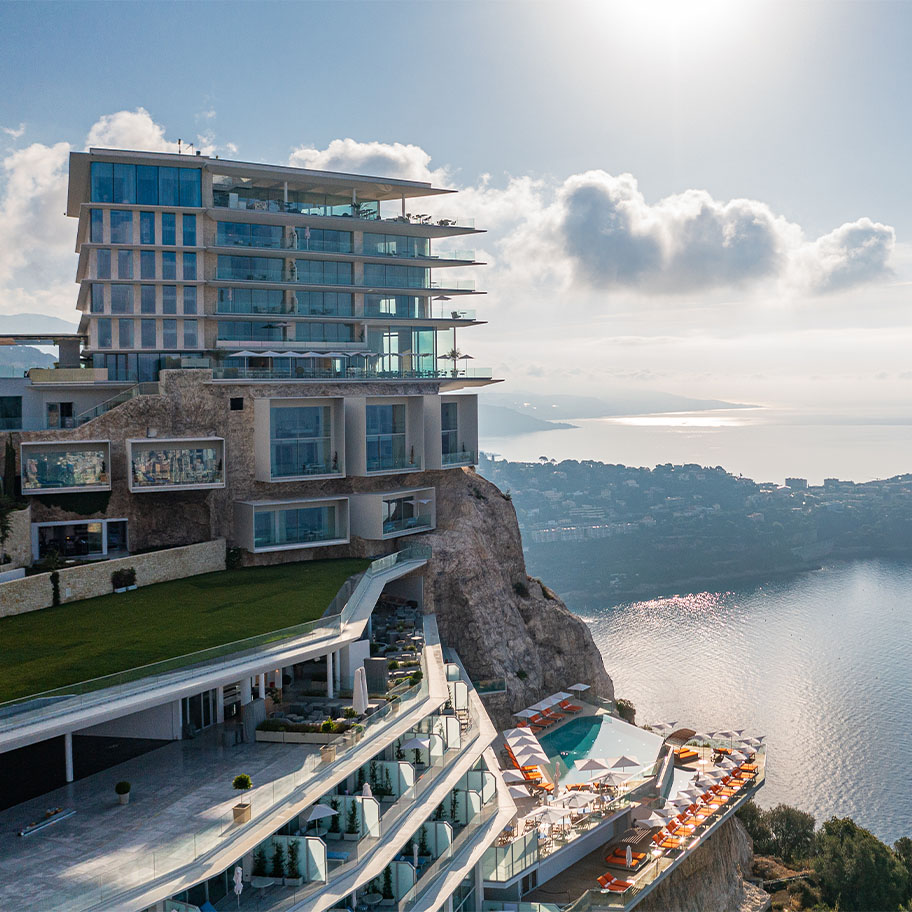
[483,389,754,420]
[0,313,78,335]
[478,404,576,437]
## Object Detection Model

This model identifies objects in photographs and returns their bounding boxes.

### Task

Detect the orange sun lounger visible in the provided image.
[559,700,583,713]
[597,873,634,892]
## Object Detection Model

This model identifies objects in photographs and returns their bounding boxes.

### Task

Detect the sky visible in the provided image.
[1,0,911,410]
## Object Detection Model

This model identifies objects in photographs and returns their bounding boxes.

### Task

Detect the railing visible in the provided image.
[74,382,159,425]
[210,366,494,381]
[443,450,476,467]
[382,516,433,535]
[472,677,507,695]
[0,548,430,730]
[362,306,477,321]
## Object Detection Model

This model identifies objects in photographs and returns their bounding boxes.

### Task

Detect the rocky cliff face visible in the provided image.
[636,817,769,912]
[421,467,615,728]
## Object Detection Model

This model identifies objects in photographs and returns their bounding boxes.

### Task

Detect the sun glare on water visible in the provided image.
[610,413,747,428]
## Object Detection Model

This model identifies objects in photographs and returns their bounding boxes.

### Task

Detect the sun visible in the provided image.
[606,0,753,49]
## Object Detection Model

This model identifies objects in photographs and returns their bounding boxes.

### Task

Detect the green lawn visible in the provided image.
[0,558,369,703]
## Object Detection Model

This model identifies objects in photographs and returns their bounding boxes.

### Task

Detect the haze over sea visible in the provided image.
[482,405,912,486]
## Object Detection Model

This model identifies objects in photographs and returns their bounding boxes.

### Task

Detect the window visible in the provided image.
[159,168,179,207]
[112,164,136,204]
[293,322,354,343]
[162,285,177,314]
[183,286,197,314]
[96,248,111,279]
[182,252,197,280]
[366,404,410,471]
[295,228,351,253]
[382,495,421,534]
[118,319,134,348]
[230,397,244,411]
[110,285,133,314]
[140,212,155,245]
[364,294,423,319]
[363,233,429,258]
[182,214,197,246]
[90,209,104,243]
[216,221,283,249]
[179,168,201,207]
[295,260,352,285]
[110,210,133,244]
[162,251,177,279]
[161,212,176,246]
[21,444,109,492]
[294,291,352,316]
[216,255,284,282]
[0,396,22,430]
[140,250,156,279]
[183,319,198,348]
[442,402,459,457]
[270,406,334,478]
[91,284,105,313]
[162,319,177,348]
[254,505,337,548]
[137,166,158,204]
[117,249,133,279]
[97,318,112,348]
[141,319,156,348]
[131,442,223,489]
[90,162,113,203]
[46,402,74,430]
[217,287,285,314]
[141,285,156,314]
[363,264,429,288]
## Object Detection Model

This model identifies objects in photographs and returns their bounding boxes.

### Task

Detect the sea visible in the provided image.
[481,405,912,485]
[483,405,912,844]
[569,560,912,845]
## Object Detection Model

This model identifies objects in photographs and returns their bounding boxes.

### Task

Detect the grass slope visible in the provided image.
[0,558,368,703]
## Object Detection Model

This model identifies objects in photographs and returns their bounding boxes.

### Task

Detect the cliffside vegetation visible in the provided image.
[738,801,912,911]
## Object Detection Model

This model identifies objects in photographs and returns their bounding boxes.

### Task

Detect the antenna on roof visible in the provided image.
[177,138,182,154]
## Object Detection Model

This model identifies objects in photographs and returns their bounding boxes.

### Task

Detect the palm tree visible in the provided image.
[440,348,470,378]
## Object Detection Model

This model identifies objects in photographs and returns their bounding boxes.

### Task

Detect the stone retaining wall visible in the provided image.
[0,538,226,617]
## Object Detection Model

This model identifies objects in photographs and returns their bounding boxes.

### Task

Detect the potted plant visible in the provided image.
[285,838,303,887]
[344,801,360,842]
[381,767,395,804]
[320,742,337,764]
[232,774,252,823]
[381,865,394,900]
[327,797,342,840]
[114,780,131,806]
[251,845,271,888]
[418,825,431,862]
[271,842,286,883]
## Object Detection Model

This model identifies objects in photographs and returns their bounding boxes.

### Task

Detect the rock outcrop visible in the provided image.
[635,817,770,912]
[421,467,614,728]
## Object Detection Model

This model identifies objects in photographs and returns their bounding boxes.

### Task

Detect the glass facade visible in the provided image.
[216,221,284,249]
[253,504,339,549]
[92,352,186,382]
[183,320,198,348]
[117,249,133,279]
[96,248,111,279]
[141,319,156,348]
[363,263,429,288]
[367,326,436,374]
[363,233,429,258]
[295,228,351,253]
[141,285,155,313]
[140,211,155,244]
[183,286,197,314]
[212,177,378,219]
[366,404,413,471]
[381,495,429,534]
[162,251,177,279]
[97,318,112,348]
[182,214,197,246]
[22,445,109,492]
[140,250,155,279]
[183,252,197,280]
[0,396,22,431]
[441,402,458,457]
[217,287,286,315]
[162,319,178,348]
[364,294,424,319]
[91,284,104,313]
[293,322,354,342]
[295,260,352,285]
[217,321,284,343]
[118,319,134,348]
[131,442,223,489]
[294,291,352,316]
[162,285,177,314]
[162,212,176,245]
[270,405,335,478]
[217,255,284,282]
[91,161,201,206]
[110,210,133,244]
[90,209,104,242]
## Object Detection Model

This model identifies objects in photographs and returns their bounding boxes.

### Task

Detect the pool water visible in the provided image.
[537,714,664,784]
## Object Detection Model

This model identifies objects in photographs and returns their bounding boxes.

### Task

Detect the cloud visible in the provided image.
[2,123,25,139]
[85,107,220,157]
[796,217,895,293]
[288,138,448,184]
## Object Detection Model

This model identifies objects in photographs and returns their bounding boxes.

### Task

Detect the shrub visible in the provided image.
[343,706,357,719]
[513,580,529,598]
[408,672,422,686]
[111,567,136,590]
[616,699,636,724]
[114,781,131,795]
[346,801,360,835]
[232,774,252,791]
[765,804,816,864]
[50,570,60,607]
[737,800,773,855]
[388,660,399,670]
[329,797,341,832]
[382,866,394,900]
[225,547,243,570]
[320,719,335,733]
[252,846,268,876]
[516,669,528,681]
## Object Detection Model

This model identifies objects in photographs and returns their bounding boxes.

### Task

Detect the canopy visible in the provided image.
[525,805,574,825]
[500,769,527,783]
[610,755,641,771]
[575,757,611,773]
[549,691,573,703]
[527,697,560,712]
[401,736,431,751]
[568,683,591,692]
[508,784,532,800]
[591,770,627,787]
[227,350,258,358]
[513,709,538,719]
[503,728,539,741]
[558,790,599,808]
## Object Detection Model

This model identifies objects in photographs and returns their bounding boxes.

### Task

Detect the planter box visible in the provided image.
[343,832,360,842]
[320,744,337,764]
[255,730,339,744]
[285,876,304,887]
[232,802,251,824]
[381,795,396,804]
[118,792,130,806]
[326,830,343,841]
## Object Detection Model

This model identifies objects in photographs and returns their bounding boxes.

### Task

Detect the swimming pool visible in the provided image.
[537,714,664,784]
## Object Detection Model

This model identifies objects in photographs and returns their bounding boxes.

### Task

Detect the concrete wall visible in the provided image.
[0,537,225,617]
[81,699,182,740]
[5,504,32,569]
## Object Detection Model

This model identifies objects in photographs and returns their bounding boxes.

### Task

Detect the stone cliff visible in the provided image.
[420,467,615,728]
[636,817,770,912]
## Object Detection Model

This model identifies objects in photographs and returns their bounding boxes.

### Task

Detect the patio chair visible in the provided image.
[558,699,583,713]
[597,873,634,893]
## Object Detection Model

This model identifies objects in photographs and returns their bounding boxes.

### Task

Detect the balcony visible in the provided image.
[235,497,350,553]
[127,438,225,493]
[211,365,494,382]
[442,450,476,467]
[383,515,433,535]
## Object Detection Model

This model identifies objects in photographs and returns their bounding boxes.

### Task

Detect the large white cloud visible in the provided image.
[288,138,448,184]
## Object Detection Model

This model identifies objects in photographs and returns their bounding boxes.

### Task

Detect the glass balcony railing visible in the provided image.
[382,515,432,535]
[363,306,477,321]
[367,455,421,473]
[211,365,494,382]
[442,450,476,467]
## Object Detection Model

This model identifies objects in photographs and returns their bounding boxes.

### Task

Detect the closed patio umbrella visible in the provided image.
[362,782,373,799]
[353,667,369,716]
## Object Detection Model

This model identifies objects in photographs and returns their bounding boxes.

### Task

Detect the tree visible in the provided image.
[346,800,359,835]
[894,837,912,903]
[0,496,14,564]
[737,801,773,855]
[3,436,15,499]
[270,842,285,879]
[381,865,393,900]
[765,803,816,864]
[813,817,909,911]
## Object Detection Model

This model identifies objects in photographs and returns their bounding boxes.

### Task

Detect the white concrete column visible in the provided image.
[216,686,225,724]
[64,732,74,783]
[473,859,484,904]
[240,677,252,705]
[334,650,342,691]
[326,651,334,699]
[258,674,266,700]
